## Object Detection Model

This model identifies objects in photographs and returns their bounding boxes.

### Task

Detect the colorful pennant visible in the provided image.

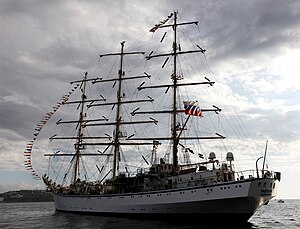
[23,83,80,180]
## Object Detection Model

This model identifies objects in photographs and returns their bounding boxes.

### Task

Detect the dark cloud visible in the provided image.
[0,101,42,140]
[0,0,299,195]
[191,0,300,61]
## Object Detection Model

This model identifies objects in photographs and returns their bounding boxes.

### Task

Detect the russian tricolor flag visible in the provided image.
[183,101,203,117]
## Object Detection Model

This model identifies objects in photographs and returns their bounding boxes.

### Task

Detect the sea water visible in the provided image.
[0,200,299,229]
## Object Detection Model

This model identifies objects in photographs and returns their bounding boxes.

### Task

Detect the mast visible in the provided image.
[172,11,179,169]
[113,41,125,178]
[45,45,150,182]
[142,11,225,171]
[73,71,88,183]
[97,41,146,178]
[262,140,268,176]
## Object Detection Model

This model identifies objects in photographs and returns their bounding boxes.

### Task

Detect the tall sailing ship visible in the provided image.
[25,11,281,222]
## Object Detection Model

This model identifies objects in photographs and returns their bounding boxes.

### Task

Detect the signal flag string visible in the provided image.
[23,83,80,180]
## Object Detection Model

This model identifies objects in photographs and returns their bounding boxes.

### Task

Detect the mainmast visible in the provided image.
[97,41,146,178]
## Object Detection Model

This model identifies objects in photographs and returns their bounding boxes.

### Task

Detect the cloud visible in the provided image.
[0,0,299,197]
[199,0,300,61]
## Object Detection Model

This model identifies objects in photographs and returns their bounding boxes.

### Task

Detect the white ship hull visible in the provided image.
[53,177,277,221]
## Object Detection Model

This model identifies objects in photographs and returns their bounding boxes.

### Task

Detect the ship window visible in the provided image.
[220,187,223,190]
[273,183,276,189]
[263,182,266,187]
[258,182,261,187]
[270,183,272,188]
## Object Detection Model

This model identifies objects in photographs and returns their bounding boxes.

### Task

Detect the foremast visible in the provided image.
[73,71,88,182]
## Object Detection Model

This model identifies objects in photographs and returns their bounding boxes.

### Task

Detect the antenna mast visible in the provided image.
[262,140,268,177]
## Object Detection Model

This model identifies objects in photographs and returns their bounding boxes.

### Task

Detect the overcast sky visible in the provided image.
[0,0,299,198]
